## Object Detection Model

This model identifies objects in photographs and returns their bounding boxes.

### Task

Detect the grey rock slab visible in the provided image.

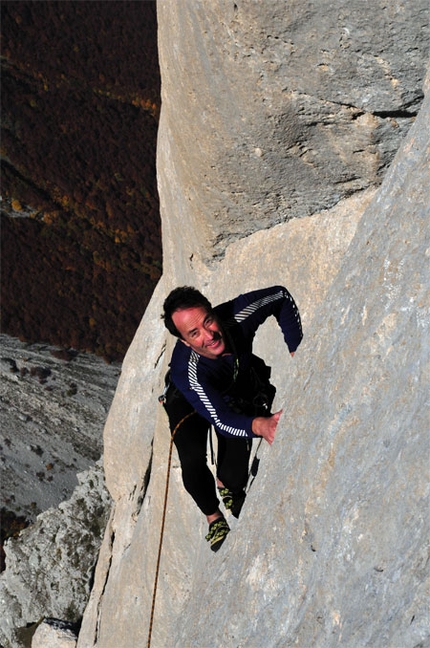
[0,461,111,648]
[173,75,430,648]
[157,0,429,265]
[0,334,120,520]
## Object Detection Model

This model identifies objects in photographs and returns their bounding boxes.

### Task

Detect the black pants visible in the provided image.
[163,387,252,516]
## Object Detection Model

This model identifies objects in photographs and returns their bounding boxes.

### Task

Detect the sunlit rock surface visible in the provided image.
[0,338,119,648]
[0,335,119,521]
[157,0,427,266]
[0,460,111,648]
[77,2,429,647]
[1,1,428,646]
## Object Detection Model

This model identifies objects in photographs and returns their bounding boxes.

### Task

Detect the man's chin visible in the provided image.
[206,340,225,356]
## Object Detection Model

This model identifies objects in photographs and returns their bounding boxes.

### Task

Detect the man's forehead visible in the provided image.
[172,305,210,328]
[173,305,210,317]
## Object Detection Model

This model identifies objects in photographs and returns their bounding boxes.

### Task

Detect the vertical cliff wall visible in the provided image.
[157,0,426,268]
[1,1,161,361]
[76,2,429,647]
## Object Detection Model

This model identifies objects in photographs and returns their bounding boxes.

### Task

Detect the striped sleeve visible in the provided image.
[232,286,303,353]
[185,351,256,438]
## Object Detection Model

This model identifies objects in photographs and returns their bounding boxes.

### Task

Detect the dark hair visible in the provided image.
[162,286,213,338]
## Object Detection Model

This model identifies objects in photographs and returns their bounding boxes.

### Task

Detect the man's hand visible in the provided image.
[252,410,283,445]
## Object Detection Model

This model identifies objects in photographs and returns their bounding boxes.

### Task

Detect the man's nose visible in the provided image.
[203,326,215,340]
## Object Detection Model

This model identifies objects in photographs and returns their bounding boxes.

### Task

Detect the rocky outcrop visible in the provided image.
[1,2,427,646]
[32,620,79,648]
[0,460,110,648]
[157,0,427,266]
[0,337,119,648]
[75,2,429,648]
[0,335,120,522]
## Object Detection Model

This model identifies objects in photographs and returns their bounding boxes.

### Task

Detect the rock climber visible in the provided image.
[161,285,303,551]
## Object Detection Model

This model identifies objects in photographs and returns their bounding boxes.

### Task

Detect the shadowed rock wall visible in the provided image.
[157,0,427,265]
[1,1,161,361]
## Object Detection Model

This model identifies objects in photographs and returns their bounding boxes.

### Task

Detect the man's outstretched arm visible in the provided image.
[228,286,303,354]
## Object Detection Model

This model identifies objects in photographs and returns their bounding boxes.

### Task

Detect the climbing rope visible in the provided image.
[147,406,264,646]
[147,411,196,648]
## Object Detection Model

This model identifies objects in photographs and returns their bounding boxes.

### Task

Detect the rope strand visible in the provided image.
[147,411,196,648]
[147,410,262,646]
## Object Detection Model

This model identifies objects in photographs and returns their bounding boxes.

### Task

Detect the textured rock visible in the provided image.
[78,89,429,645]
[0,334,120,521]
[0,338,119,647]
[157,0,428,265]
[171,85,429,648]
[46,2,430,647]
[1,3,428,647]
[0,461,111,648]
[31,620,78,648]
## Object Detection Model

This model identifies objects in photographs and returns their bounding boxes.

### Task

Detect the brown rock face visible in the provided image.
[1,1,161,361]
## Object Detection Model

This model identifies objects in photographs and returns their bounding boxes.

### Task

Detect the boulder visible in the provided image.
[31,619,78,648]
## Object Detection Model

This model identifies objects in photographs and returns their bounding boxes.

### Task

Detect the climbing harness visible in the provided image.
[146,410,196,648]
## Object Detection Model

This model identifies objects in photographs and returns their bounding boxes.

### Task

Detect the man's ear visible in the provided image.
[179,338,191,347]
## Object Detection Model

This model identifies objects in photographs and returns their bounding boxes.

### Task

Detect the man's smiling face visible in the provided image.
[172,306,226,359]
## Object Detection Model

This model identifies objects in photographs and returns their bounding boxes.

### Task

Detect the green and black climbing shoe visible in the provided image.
[205,517,230,552]
[230,490,246,519]
[218,486,234,512]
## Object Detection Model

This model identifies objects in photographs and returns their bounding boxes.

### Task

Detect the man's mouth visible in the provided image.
[206,334,223,349]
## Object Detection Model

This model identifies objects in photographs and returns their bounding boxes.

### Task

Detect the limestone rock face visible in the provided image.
[0,461,110,648]
[0,335,120,522]
[32,620,78,648]
[157,0,428,266]
[76,3,429,648]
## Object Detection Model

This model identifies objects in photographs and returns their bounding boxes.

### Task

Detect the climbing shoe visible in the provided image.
[230,491,246,518]
[218,486,234,511]
[218,487,246,518]
[205,517,230,552]
[230,491,246,519]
